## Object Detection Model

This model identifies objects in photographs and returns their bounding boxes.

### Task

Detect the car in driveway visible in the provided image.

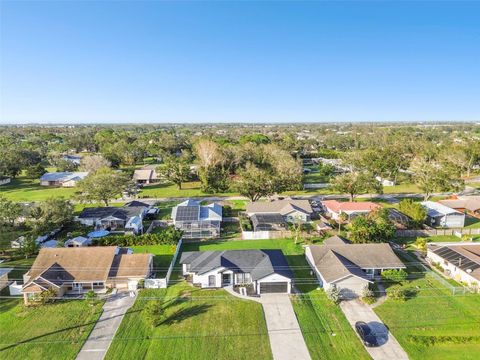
[355,321,380,347]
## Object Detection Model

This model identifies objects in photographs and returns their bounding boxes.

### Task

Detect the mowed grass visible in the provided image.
[0,176,76,202]
[0,298,103,360]
[104,284,272,360]
[131,244,177,277]
[375,273,480,360]
[179,238,369,360]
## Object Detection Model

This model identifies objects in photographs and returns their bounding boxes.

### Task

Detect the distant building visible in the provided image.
[421,201,465,228]
[39,172,88,187]
[0,176,11,186]
[65,236,92,247]
[171,200,222,239]
[246,199,314,225]
[77,205,148,234]
[133,166,158,184]
[62,155,82,165]
[439,196,480,218]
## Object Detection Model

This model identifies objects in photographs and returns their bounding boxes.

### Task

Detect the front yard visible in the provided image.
[179,238,370,360]
[104,285,272,360]
[0,298,103,360]
[374,249,480,360]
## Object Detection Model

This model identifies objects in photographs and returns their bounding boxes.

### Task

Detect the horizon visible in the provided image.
[1,1,479,124]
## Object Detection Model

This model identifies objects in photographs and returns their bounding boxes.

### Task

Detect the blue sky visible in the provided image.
[0,1,479,124]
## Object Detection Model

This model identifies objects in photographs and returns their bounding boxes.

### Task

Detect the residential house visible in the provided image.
[0,268,12,292]
[439,196,480,218]
[246,199,313,223]
[77,205,148,234]
[375,176,395,187]
[179,249,293,294]
[305,238,406,298]
[133,166,158,184]
[40,172,88,187]
[421,201,466,228]
[427,242,480,288]
[65,236,92,247]
[321,200,381,221]
[250,213,288,232]
[171,200,222,239]
[22,246,153,304]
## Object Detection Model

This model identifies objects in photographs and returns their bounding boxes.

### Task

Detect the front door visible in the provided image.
[222,273,231,286]
[208,275,216,287]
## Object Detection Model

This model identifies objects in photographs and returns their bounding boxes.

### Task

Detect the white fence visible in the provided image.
[8,281,22,296]
[144,238,183,289]
[241,230,295,240]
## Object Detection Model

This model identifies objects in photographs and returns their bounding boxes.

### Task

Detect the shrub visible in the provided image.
[386,285,418,301]
[381,269,408,283]
[143,300,165,327]
[361,285,376,305]
[92,226,182,247]
[326,285,341,304]
[399,199,427,228]
[415,237,428,252]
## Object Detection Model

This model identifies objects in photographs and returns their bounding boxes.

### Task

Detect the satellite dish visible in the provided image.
[466,269,472,273]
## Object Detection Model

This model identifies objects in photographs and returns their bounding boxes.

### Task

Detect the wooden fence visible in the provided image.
[395,228,480,238]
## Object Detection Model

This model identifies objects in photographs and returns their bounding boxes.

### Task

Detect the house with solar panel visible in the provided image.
[171,200,222,239]
[427,243,480,288]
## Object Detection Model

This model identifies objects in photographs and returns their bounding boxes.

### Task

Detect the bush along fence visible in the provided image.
[92,226,183,246]
[395,228,480,238]
[144,238,183,289]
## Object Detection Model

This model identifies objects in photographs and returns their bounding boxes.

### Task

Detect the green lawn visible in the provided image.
[179,238,369,360]
[375,264,480,359]
[139,181,238,199]
[0,176,76,202]
[131,244,177,277]
[104,285,272,360]
[0,298,103,360]
[464,216,480,229]
[303,172,330,184]
[0,257,35,282]
[383,183,421,194]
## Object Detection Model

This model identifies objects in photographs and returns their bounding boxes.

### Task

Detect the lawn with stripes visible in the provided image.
[178,238,370,360]
[104,285,272,360]
[0,298,103,360]
[375,251,480,360]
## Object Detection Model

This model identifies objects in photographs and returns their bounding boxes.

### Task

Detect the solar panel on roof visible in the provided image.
[433,247,480,272]
[176,206,200,221]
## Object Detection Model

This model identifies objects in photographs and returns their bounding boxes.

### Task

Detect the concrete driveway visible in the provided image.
[76,292,136,360]
[340,299,409,360]
[260,294,311,360]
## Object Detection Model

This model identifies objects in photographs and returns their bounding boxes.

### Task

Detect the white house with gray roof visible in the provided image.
[171,200,222,239]
[179,249,293,294]
[40,172,89,187]
[421,201,465,228]
[306,237,405,298]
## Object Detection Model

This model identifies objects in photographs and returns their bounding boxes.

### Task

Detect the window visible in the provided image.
[235,273,251,284]
[93,282,104,286]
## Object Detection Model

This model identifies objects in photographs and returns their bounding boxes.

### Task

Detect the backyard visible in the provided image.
[177,238,370,360]
[0,298,103,360]
[131,244,177,278]
[104,285,272,360]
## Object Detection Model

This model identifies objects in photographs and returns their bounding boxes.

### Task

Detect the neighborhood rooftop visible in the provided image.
[179,249,293,280]
[40,172,89,182]
[321,200,381,213]
[421,201,463,217]
[246,199,313,215]
[428,243,480,281]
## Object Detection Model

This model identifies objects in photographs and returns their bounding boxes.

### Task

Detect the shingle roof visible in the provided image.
[25,247,119,285]
[78,206,144,220]
[108,253,152,278]
[439,197,480,212]
[323,235,349,245]
[133,169,155,181]
[308,243,405,283]
[321,200,381,213]
[246,199,313,215]
[179,249,293,281]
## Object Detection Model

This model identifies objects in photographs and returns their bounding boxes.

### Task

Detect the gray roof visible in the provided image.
[421,201,463,217]
[323,235,349,245]
[308,243,405,283]
[40,172,88,182]
[0,268,13,278]
[246,199,313,215]
[78,206,145,221]
[172,200,222,222]
[179,249,293,281]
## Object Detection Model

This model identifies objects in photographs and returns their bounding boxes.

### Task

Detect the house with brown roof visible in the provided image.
[305,238,405,298]
[133,166,158,184]
[245,199,313,231]
[439,196,480,218]
[321,200,381,221]
[22,246,153,304]
[427,242,480,288]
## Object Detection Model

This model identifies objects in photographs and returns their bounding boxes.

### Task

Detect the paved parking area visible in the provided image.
[76,292,136,360]
[340,299,409,360]
[260,294,311,360]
